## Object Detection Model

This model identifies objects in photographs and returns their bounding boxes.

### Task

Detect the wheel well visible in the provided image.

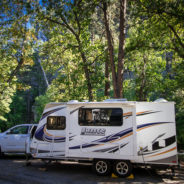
[93,159,131,162]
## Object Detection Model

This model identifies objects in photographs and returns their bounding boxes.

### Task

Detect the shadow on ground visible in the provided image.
[0,155,184,184]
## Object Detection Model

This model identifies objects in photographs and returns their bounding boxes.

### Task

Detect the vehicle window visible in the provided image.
[47,116,66,130]
[9,126,29,134]
[79,108,123,126]
[30,125,37,138]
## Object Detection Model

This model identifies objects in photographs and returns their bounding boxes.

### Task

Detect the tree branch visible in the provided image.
[49,66,64,82]
[90,48,108,65]
[73,0,81,35]
[59,14,79,40]
[45,16,65,27]
[168,24,184,49]
[44,15,79,40]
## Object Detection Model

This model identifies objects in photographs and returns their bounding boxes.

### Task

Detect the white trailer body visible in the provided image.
[30,100,178,170]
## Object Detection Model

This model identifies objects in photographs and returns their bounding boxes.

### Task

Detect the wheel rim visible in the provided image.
[116,162,129,175]
[96,161,108,174]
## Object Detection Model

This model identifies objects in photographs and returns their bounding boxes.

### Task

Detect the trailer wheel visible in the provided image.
[93,160,111,176]
[113,160,132,177]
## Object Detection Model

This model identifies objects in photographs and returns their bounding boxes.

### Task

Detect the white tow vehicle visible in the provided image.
[0,124,37,155]
[30,99,178,177]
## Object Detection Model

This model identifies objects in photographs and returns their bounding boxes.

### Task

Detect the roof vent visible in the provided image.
[154,98,168,102]
[103,98,127,102]
[68,100,79,104]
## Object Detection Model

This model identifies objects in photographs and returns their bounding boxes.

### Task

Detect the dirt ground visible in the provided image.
[0,156,183,184]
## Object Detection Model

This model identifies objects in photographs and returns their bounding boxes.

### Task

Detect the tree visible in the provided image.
[0,0,34,121]
[101,0,127,98]
[35,0,103,101]
[129,0,184,59]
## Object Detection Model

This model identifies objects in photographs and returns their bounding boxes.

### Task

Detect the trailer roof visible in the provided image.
[45,99,174,109]
[45,102,67,109]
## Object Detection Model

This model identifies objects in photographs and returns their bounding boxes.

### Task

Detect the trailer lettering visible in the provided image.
[81,128,106,136]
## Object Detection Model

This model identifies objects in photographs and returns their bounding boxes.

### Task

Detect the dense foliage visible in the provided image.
[0,0,183,146]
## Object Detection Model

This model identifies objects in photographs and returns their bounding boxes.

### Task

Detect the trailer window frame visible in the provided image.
[46,116,66,130]
[78,108,123,126]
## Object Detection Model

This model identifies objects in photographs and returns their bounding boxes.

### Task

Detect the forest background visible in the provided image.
[0,0,184,148]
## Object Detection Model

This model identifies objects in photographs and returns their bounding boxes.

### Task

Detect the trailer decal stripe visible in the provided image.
[137,122,173,131]
[137,125,156,131]
[93,145,119,152]
[136,111,160,116]
[35,125,66,142]
[123,112,132,118]
[138,150,159,156]
[41,107,66,120]
[69,127,133,149]
[93,143,128,153]
[146,147,176,158]
[108,143,129,153]
[148,155,177,164]
[109,132,133,143]
[43,126,65,138]
[123,110,160,119]
[91,132,133,148]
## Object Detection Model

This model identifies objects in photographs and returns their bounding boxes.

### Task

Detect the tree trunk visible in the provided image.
[104,51,110,97]
[80,51,93,101]
[103,2,118,98]
[137,55,146,101]
[77,38,93,101]
[117,0,127,98]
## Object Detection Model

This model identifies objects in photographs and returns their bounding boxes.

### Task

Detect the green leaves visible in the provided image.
[0,0,184,147]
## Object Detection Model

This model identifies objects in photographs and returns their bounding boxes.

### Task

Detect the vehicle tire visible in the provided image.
[113,160,132,178]
[0,146,4,158]
[93,159,112,176]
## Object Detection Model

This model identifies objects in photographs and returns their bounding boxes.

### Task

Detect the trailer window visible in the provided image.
[79,108,123,126]
[47,116,66,130]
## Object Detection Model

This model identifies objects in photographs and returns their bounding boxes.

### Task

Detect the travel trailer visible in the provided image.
[29,99,178,177]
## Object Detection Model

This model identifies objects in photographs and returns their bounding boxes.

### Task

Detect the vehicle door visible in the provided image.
[3,125,29,152]
[26,125,37,154]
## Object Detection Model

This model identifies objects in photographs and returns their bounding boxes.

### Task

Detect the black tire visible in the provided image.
[113,160,132,178]
[0,146,4,158]
[93,159,112,176]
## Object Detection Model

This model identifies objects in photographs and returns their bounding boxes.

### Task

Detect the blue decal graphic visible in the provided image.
[35,125,65,143]
[69,127,133,149]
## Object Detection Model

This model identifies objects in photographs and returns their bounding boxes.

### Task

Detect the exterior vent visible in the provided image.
[68,100,79,104]
[154,98,168,102]
[103,98,127,102]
